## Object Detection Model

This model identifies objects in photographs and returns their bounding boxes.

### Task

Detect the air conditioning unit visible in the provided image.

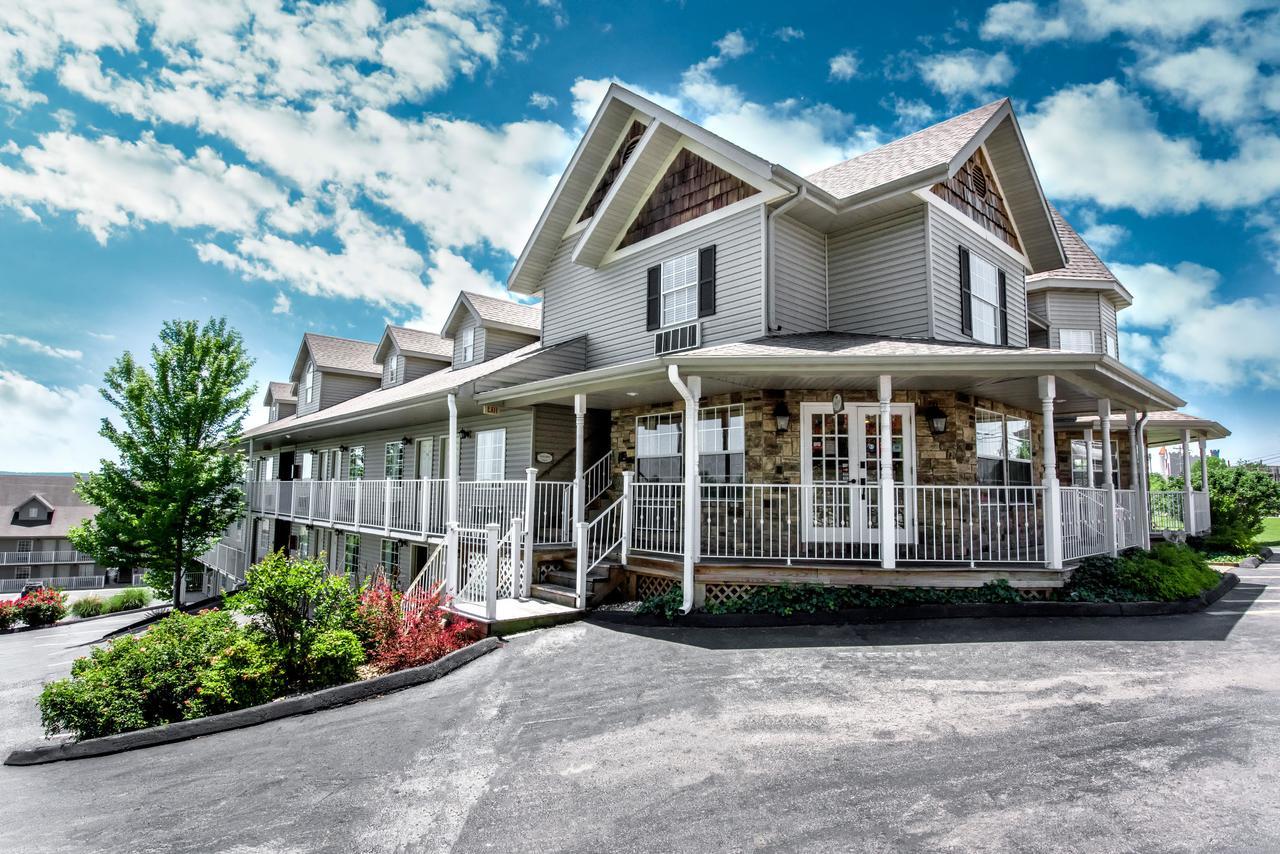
[654,322,699,356]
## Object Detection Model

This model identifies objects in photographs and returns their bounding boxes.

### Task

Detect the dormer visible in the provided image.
[289,333,381,415]
[1026,205,1132,358]
[374,326,453,388]
[441,291,541,367]
[263,381,297,422]
[11,494,53,527]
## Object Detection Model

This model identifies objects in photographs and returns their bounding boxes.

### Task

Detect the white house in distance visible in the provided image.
[198,85,1230,626]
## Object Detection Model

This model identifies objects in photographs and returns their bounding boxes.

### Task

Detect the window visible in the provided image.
[461,327,475,362]
[344,534,360,576]
[968,253,1002,344]
[660,251,699,328]
[386,356,399,385]
[636,405,745,483]
[303,361,315,404]
[1072,438,1120,488]
[977,408,1033,486]
[15,566,30,579]
[297,527,310,558]
[1060,328,1095,353]
[1104,333,1118,359]
[270,403,279,421]
[475,429,505,481]
[380,539,399,578]
[301,452,314,480]
[17,540,32,553]
[384,442,405,480]
[347,446,365,480]
[26,506,40,519]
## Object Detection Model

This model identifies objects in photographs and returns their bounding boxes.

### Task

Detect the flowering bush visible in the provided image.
[358,580,479,673]
[17,587,68,627]
[0,599,19,631]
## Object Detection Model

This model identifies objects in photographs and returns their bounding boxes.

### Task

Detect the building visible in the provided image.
[0,474,125,593]
[203,85,1229,623]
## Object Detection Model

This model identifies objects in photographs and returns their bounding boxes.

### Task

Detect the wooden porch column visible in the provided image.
[1182,428,1195,535]
[878,375,896,569]
[573,393,586,528]
[1099,399,1117,556]
[1039,376,1063,569]
[445,392,460,596]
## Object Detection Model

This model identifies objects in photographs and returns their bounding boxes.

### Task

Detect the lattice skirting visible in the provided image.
[634,573,677,600]
[702,582,754,608]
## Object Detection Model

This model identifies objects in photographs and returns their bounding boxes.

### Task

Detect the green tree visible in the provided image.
[1194,456,1280,552]
[71,319,254,605]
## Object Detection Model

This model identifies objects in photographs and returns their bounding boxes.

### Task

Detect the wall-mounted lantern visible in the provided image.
[458,428,473,440]
[773,401,791,432]
[924,405,948,435]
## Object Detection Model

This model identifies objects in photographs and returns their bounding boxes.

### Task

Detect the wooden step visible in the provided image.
[529,582,578,608]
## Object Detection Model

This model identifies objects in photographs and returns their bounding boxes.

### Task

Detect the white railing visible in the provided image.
[898,485,1044,564]
[698,482,878,562]
[1115,489,1143,550]
[457,480,526,532]
[576,497,625,607]
[532,481,574,544]
[1190,490,1211,535]
[1149,490,1188,533]
[454,526,490,607]
[0,575,105,592]
[403,542,447,614]
[332,481,358,526]
[1062,486,1109,561]
[631,482,685,555]
[494,523,520,601]
[359,480,386,530]
[197,542,248,581]
[0,550,95,565]
[583,451,613,505]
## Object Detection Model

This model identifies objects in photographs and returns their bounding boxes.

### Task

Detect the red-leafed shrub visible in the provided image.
[17,587,68,627]
[0,598,19,631]
[356,577,479,673]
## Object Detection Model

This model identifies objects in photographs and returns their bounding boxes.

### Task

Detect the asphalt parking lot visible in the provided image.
[0,566,1277,853]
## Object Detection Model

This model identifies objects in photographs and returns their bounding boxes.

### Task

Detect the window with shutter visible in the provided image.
[660,251,699,327]
[646,265,661,330]
[959,246,972,336]
[698,245,716,317]
[967,252,1001,344]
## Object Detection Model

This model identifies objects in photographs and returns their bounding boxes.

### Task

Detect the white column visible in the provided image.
[620,470,634,565]
[1137,413,1152,550]
[445,392,460,595]
[522,467,537,597]
[509,516,524,601]
[575,520,588,608]
[1099,399,1117,556]
[878,375,896,569]
[1127,412,1140,491]
[1198,436,1209,491]
[1083,429,1094,487]
[573,393,586,527]
[1182,428,1195,535]
[1039,376,1063,569]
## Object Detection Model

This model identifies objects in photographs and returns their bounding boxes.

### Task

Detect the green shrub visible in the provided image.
[17,587,68,626]
[1062,555,1145,603]
[187,635,283,718]
[637,586,684,620]
[305,629,365,689]
[1198,458,1280,552]
[1117,543,1220,601]
[706,580,1026,615]
[103,588,151,613]
[38,609,247,739]
[71,596,106,618]
[0,599,18,631]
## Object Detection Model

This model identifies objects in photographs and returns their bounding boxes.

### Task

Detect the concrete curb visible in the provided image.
[591,574,1240,629]
[4,636,502,766]
[0,604,166,636]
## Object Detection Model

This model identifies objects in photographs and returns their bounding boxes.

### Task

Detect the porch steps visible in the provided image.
[530,563,625,608]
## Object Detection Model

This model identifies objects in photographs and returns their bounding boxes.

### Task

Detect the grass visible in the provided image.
[1258,518,1280,550]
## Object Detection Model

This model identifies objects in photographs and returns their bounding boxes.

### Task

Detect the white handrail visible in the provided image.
[1062,486,1109,560]
[402,541,447,614]
[583,451,613,506]
[575,496,625,607]
[1149,490,1188,533]
[0,550,95,565]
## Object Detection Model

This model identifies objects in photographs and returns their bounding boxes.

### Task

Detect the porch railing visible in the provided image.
[0,575,105,593]
[0,550,95,565]
[1149,490,1188,533]
[576,495,625,607]
[457,480,526,532]
[1116,489,1143,550]
[197,542,248,582]
[403,542,447,614]
[699,482,880,562]
[1190,491,1211,536]
[1061,486,1109,561]
[630,482,685,556]
[897,485,1045,564]
[583,451,613,506]
[532,481,574,545]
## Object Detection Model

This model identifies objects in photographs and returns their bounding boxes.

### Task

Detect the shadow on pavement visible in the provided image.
[590,582,1267,651]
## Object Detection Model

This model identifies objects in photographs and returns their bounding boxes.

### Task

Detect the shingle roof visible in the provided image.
[461,292,541,333]
[0,475,97,538]
[1027,205,1118,284]
[805,100,1005,199]
[265,381,297,405]
[303,333,381,377]
[387,326,453,360]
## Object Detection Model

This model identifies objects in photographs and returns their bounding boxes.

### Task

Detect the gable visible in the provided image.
[931,147,1021,253]
[13,496,52,525]
[579,119,647,223]
[619,148,758,250]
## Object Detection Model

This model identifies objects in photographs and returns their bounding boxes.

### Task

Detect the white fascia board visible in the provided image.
[1025,276,1134,308]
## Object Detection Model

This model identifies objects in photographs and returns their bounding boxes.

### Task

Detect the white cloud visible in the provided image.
[0,333,82,360]
[980,0,1268,44]
[828,51,859,82]
[404,248,514,331]
[917,49,1015,100]
[271,291,291,314]
[714,31,752,60]
[86,331,116,341]
[774,26,805,42]
[1075,210,1129,252]
[1112,261,1218,328]
[0,370,115,472]
[979,1,1071,43]
[528,91,556,109]
[887,96,939,130]
[1022,80,1280,214]
[1139,45,1280,123]
[0,0,137,106]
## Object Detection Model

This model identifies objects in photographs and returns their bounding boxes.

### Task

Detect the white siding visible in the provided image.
[540,205,766,369]
[827,205,929,338]
[773,215,827,333]
[928,204,1029,347]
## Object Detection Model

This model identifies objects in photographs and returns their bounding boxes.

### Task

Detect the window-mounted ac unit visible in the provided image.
[654,323,699,356]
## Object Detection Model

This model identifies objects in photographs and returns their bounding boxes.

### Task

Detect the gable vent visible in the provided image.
[620,135,642,164]
[970,164,988,198]
[654,323,699,356]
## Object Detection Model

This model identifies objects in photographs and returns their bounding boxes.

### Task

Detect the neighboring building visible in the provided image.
[0,474,124,592]
[208,85,1230,623]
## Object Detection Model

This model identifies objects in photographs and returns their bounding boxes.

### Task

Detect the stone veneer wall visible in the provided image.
[608,389,1046,486]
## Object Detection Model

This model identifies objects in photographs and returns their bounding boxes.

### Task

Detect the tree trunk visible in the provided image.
[172,555,183,607]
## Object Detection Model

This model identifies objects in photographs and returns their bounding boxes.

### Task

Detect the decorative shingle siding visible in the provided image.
[618,149,758,249]
[827,205,930,339]
[930,147,1021,252]
[541,204,765,370]
[928,203,1028,347]
[772,215,827,333]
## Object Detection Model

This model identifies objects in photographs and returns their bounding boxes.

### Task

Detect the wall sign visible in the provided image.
[831,392,844,413]
[536,451,554,464]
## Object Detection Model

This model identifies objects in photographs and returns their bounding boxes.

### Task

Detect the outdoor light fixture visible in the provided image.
[458,428,473,440]
[924,405,948,435]
[401,436,413,446]
[773,401,791,432]
[339,444,349,452]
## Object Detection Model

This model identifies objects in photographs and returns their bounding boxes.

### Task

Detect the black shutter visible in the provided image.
[697,244,717,318]
[959,246,972,336]
[997,269,1008,345]
[646,265,661,331]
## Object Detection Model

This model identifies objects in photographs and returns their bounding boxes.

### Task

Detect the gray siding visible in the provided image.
[318,372,380,411]
[827,205,929,338]
[483,328,539,360]
[1027,291,1048,321]
[531,404,578,480]
[403,355,447,383]
[297,372,319,416]
[1044,290,1104,352]
[928,203,1029,347]
[540,204,766,369]
[773,215,827,333]
[452,318,484,366]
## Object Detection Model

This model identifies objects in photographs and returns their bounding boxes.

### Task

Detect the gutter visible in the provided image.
[666,365,699,615]
[763,182,806,335]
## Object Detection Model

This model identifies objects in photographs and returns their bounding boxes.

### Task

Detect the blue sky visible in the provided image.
[0,0,1277,470]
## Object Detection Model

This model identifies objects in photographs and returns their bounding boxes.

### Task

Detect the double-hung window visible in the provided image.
[303,361,315,404]
[660,251,699,328]
[968,254,1002,345]
[1104,333,1118,359]
[386,356,399,385]
[297,527,310,558]
[344,534,360,576]
[977,409,1033,487]
[1059,328,1095,353]
[17,540,32,554]
[380,539,399,579]
[635,405,745,483]
[475,429,505,481]
[1071,439,1120,488]
[461,327,475,362]
[384,442,404,480]
[347,446,365,480]
[301,452,314,480]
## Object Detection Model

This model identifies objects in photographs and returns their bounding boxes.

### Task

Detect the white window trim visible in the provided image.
[968,252,1003,345]
[386,356,399,385]
[1104,332,1118,359]
[304,361,315,404]
[16,539,32,553]
[475,429,506,481]
[660,250,700,329]
[461,327,475,362]
[976,408,1034,487]
[635,405,746,483]
[1059,328,1096,353]
[347,446,365,480]
[384,441,405,480]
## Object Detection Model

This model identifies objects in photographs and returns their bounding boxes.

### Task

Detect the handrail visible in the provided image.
[402,541,447,614]
[583,451,614,506]
[576,495,625,607]
[0,550,95,565]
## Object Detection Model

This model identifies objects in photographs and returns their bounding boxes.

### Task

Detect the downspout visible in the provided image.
[1137,411,1151,549]
[764,183,806,336]
[668,365,699,615]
